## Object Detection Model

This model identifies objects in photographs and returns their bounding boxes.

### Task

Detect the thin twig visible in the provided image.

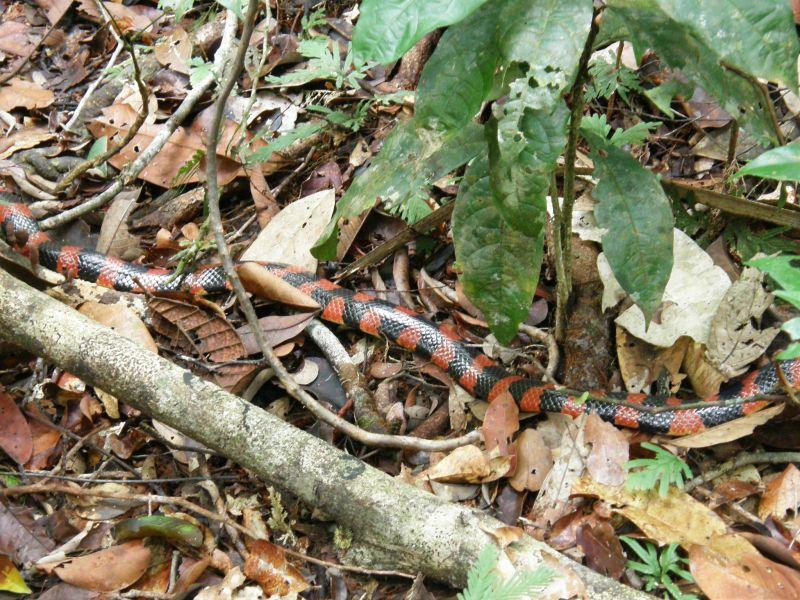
[685,451,800,492]
[203,7,481,451]
[55,5,150,192]
[63,44,123,133]
[38,12,240,231]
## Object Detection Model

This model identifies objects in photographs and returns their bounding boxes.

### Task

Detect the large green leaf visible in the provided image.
[489,0,592,236]
[606,0,799,146]
[733,144,800,181]
[453,155,544,345]
[311,121,484,259]
[352,0,489,65]
[414,3,502,131]
[592,146,674,322]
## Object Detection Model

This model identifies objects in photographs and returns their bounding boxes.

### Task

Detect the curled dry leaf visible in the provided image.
[425,444,497,484]
[508,428,553,492]
[0,386,32,464]
[616,327,688,393]
[584,413,628,487]
[0,78,55,112]
[759,464,800,521]
[50,540,151,592]
[237,262,321,310]
[240,189,335,271]
[690,545,800,600]
[243,540,309,596]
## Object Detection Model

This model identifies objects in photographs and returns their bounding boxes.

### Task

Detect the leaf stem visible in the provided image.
[554,9,600,342]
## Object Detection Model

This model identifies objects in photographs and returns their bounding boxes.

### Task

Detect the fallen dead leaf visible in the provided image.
[576,521,626,580]
[572,475,756,559]
[0,504,55,564]
[425,444,491,484]
[0,555,30,594]
[237,262,321,310]
[0,78,55,112]
[584,412,628,486]
[616,328,688,393]
[669,404,784,448]
[240,188,335,271]
[243,539,308,596]
[0,127,55,160]
[154,27,191,74]
[50,540,151,592]
[95,188,143,260]
[237,312,315,355]
[0,386,32,464]
[508,428,553,492]
[759,464,800,521]
[0,21,36,57]
[482,392,519,458]
[690,545,800,600]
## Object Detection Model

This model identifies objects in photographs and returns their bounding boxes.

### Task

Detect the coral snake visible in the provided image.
[1,189,798,435]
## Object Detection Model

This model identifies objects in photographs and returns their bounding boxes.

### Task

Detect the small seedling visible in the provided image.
[457,544,553,600]
[621,537,697,600]
[625,442,692,497]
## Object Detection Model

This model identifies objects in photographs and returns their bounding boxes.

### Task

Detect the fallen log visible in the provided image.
[0,266,647,597]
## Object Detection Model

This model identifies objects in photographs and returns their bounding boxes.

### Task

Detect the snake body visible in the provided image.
[2,192,797,435]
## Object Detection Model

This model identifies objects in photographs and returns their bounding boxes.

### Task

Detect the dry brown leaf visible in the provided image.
[584,412,628,486]
[706,267,779,379]
[79,302,157,353]
[0,128,55,160]
[690,545,800,600]
[248,167,279,227]
[243,540,308,596]
[50,540,151,592]
[95,189,142,260]
[572,475,756,558]
[0,500,55,564]
[0,386,32,464]
[668,404,784,448]
[616,327,688,393]
[528,416,588,528]
[759,464,800,521]
[508,428,553,492]
[0,78,55,111]
[237,312,315,356]
[683,341,726,398]
[425,444,491,484]
[237,263,321,310]
[482,392,519,457]
[0,21,36,56]
[240,189,335,271]
[576,521,626,580]
[154,27,191,74]
[34,0,73,23]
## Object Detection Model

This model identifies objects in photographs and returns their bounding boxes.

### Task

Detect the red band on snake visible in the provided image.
[2,192,797,435]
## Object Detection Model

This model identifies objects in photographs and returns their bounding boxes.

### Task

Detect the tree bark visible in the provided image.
[0,267,647,597]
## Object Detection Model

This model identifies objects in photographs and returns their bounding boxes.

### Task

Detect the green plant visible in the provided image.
[585,59,642,105]
[306,102,370,132]
[626,443,692,497]
[268,38,369,89]
[301,5,327,35]
[311,0,798,346]
[748,255,800,359]
[621,538,697,600]
[458,544,553,600]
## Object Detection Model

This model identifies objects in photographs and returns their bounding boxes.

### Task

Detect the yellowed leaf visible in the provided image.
[425,444,491,484]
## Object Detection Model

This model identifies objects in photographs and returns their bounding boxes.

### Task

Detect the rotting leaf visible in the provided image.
[243,539,308,596]
[49,540,152,592]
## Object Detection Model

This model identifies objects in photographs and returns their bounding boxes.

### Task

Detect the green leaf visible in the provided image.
[353,0,489,65]
[732,144,800,181]
[453,155,544,345]
[644,76,693,118]
[586,60,642,104]
[488,0,592,237]
[606,0,800,146]
[312,120,484,259]
[458,544,500,600]
[414,3,502,131]
[748,255,800,298]
[114,515,203,547]
[580,114,657,149]
[591,146,674,322]
[247,122,325,165]
[86,136,108,177]
[215,0,242,19]
[188,56,214,88]
[158,0,194,20]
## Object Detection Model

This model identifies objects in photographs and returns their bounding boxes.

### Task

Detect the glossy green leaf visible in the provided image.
[453,155,544,345]
[732,145,800,181]
[312,121,484,259]
[643,76,693,119]
[592,146,674,322]
[114,515,203,547]
[748,255,800,300]
[353,0,489,65]
[606,0,799,146]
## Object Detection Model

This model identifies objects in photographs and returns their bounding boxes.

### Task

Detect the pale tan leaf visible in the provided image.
[584,412,628,486]
[508,428,553,492]
[0,79,54,111]
[669,404,784,448]
[759,464,800,521]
